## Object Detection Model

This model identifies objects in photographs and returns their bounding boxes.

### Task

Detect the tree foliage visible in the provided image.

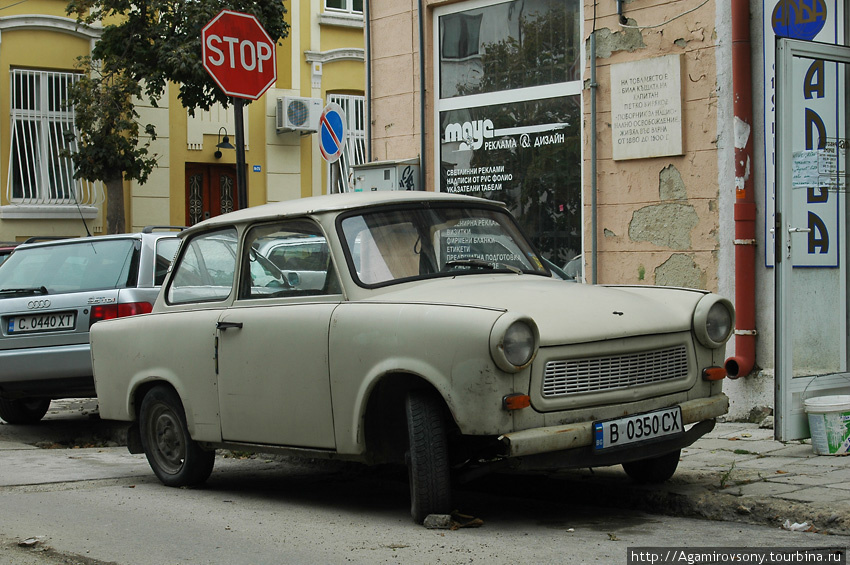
[63,0,289,232]
[63,60,155,234]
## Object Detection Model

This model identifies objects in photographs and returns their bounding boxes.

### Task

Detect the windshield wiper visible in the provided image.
[0,286,48,297]
[445,259,522,274]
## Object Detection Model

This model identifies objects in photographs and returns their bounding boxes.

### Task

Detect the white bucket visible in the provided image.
[803,395,850,455]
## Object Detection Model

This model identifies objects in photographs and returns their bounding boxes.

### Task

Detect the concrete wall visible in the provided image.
[583,0,722,292]
[370,0,422,162]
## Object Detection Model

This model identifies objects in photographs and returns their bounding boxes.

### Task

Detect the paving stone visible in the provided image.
[732,456,810,472]
[773,486,846,504]
[733,481,806,498]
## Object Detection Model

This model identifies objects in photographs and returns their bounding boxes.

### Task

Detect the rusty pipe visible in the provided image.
[724,0,757,378]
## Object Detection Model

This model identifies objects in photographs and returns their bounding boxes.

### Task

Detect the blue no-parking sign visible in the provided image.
[319,103,346,163]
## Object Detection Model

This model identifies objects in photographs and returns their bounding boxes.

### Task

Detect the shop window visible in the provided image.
[439,0,580,99]
[435,0,583,272]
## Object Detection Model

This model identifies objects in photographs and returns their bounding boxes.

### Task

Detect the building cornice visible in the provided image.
[317,12,364,29]
[0,15,103,40]
[304,48,365,64]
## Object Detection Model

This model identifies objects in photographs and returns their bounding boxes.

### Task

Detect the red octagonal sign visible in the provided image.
[202,10,277,100]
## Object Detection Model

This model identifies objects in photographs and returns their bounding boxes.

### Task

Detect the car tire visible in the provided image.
[405,389,452,523]
[0,398,51,424]
[139,386,215,487]
[622,449,681,483]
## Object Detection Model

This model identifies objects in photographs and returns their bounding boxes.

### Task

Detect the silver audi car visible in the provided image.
[0,228,181,424]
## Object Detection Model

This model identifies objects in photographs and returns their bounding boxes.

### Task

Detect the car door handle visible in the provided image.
[216,321,243,331]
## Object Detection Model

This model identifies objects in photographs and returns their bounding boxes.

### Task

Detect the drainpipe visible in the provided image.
[590,31,598,284]
[365,0,372,162]
[418,0,427,191]
[724,0,757,378]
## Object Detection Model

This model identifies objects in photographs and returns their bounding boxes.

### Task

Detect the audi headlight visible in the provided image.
[693,295,735,349]
[490,314,539,372]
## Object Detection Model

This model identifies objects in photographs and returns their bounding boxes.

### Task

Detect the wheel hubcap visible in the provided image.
[148,405,186,475]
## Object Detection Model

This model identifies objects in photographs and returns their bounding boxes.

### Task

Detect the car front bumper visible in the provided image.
[498,394,729,459]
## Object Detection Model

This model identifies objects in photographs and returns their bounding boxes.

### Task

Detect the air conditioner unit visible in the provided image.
[276,96,322,133]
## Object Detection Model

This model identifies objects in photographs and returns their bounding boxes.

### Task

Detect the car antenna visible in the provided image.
[72,185,92,237]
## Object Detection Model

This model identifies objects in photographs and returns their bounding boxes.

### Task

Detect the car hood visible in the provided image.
[364,275,706,346]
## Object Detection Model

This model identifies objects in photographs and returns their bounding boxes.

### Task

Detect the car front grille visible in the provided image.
[542,345,689,397]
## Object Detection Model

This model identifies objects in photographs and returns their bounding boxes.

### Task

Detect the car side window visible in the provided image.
[154,238,180,286]
[167,228,238,304]
[241,220,340,299]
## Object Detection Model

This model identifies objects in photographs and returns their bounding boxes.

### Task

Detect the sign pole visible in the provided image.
[233,98,248,210]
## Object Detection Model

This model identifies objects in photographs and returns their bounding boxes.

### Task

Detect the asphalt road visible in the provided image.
[1,404,847,565]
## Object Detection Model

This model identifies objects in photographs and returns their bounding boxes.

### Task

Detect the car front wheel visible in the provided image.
[0,398,51,424]
[622,449,681,483]
[139,386,214,487]
[405,389,452,523]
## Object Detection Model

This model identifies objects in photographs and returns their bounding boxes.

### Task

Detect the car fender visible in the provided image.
[91,309,224,443]
[329,302,515,455]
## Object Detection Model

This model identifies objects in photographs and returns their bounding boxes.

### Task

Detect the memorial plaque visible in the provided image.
[611,54,684,160]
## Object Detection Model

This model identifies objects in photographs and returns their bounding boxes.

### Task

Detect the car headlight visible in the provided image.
[490,314,539,372]
[693,295,735,349]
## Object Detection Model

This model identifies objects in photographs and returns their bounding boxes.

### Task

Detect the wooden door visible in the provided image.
[185,164,238,226]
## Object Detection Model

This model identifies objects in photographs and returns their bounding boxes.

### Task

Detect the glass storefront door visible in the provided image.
[775,38,850,440]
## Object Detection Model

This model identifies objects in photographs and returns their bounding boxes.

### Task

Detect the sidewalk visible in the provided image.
[33,401,850,536]
[561,421,850,536]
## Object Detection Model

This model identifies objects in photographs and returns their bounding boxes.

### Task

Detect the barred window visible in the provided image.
[327,94,366,194]
[8,69,84,204]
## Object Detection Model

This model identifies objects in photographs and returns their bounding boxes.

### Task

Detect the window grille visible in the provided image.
[7,69,100,206]
[327,94,366,194]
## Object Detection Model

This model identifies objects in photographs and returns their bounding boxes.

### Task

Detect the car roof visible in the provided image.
[183,191,503,236]
[12,230,178,251]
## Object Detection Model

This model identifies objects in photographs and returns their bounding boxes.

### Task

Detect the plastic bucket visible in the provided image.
[803,395,850,455]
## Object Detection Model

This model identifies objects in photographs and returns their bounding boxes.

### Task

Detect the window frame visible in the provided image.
[7,69,87,205]
[166,228,239,305]
[432,0,585,274]
[239,218,342,300]
[324,0,362,16]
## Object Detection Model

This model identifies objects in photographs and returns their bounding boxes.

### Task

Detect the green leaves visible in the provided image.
[62,0,289,232]
[67,0,289,112]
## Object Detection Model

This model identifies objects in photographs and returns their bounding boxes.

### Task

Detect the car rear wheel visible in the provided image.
[0,398,51,424]
[622,449,681,483]
[139,386,214,487]
[405,389,452,523]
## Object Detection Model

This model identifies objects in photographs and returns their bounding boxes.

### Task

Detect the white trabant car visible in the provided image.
[91,191,733,523]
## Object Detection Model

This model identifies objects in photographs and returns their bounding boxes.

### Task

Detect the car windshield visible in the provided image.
[339,204,548,286]
[0,239,136,294]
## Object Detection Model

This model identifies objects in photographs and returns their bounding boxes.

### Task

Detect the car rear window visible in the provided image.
[0,239,136,293]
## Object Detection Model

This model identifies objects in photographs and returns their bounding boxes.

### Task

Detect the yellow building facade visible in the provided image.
[0,0,365,241]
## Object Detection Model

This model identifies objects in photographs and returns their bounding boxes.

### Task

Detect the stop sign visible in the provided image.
[202,10,277,100]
